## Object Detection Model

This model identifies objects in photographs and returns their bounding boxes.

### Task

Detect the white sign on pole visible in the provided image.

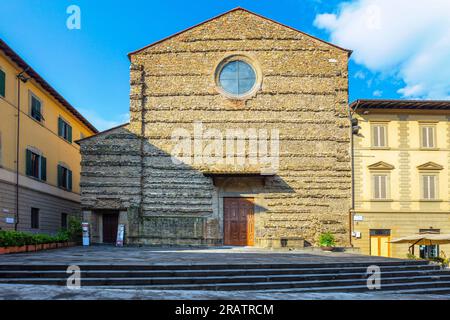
[116,224,125,247]
[82,222,90,246]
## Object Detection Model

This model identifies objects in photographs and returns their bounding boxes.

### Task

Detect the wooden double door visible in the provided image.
[223,198,255,246]
[102,212,119,244]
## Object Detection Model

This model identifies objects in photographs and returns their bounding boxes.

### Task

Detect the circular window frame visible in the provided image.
[214,54,262,100]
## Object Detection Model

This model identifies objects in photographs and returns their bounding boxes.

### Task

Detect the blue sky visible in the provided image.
[1,0,449,131]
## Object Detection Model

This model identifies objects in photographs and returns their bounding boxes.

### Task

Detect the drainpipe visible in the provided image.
[348,107,353,247]
[14,69,29,231]
[348,101,361,247]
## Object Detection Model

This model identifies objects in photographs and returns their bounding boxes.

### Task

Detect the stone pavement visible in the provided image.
[0,245,399,265]
[0,284,449,300]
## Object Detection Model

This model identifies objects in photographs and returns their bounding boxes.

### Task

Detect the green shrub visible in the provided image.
[0,231,32,247]
[0,230,70,247]
[67,216,82,242]
[430,251,450,268]
[406,253,419,260]
[319,232,336,247]
[55,230,70,243]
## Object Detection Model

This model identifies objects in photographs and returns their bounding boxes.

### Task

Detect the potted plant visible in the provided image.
[67,217,82,245]
[319,232,336,252]
[0,229,74,255]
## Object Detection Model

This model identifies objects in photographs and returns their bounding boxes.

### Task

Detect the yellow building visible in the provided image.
[0,39,97,233]
[351,99,450,259]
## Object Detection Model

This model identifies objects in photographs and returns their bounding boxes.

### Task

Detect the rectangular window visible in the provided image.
[420,245,439,259]
[0,68,5,98]
[25,150,46,181]
[372,124,387,147]
[370,229,391,236]
[58,117,73,143]
[422,175,437,200]
[57,165,73,191]
[31,208,39,229]
[30,94,43,122]
[421,126,436,148]
[420,229,440,234]
[373,174,388,200]
[61,213,68,229]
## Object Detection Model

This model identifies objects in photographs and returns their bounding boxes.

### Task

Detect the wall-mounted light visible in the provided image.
[351,118,361,135]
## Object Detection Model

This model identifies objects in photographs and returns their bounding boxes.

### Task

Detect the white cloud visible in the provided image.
[79,109,129,132]
[314,0,450,99]
[354,70,366,80]
[372,90,383,97]
[397,85,424,98]
[314,13,339,30]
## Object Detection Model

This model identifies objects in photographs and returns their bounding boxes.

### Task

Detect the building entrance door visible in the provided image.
[370,229,391,257]
[223,198,254,246]
[102,212,119,244]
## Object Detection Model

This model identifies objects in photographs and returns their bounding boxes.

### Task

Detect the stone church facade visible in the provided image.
[78,8,353,248]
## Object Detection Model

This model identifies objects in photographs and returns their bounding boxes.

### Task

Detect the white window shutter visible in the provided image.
[373,175,387,199]
[379,126,385,147]
[423,175,437,199]
[373,126,379,147]
[374,176,379,199]
[428,127,435,148]
[429,176,436,199]
[422,127,428,148]
[380,176,387,199]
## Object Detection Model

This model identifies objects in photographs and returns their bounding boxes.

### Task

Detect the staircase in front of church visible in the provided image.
[1,260,450,294]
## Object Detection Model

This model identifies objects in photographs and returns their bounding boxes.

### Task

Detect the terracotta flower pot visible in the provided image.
[8,246,18,253]
[321,246,335,252]
[8,246,27,254]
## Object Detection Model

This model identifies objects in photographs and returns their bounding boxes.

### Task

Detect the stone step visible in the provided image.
[384,287,450,295]
[117,277,450,291]
[1,274,449,289]
[261,281,450,294]
[0,269,433,282]
[0,260,443,293]
[0,260,430,271]
[0,265,440,279]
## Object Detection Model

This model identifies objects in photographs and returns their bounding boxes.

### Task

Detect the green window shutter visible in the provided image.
[68,170,73,191]
[31,97,40,121]
[68,125,72,143]
[26,150,32,176]
[40,156,47,181]
[31,98,37,114]
[57,165,62,187]
[0,69,5,97]
[58,118,63,137]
